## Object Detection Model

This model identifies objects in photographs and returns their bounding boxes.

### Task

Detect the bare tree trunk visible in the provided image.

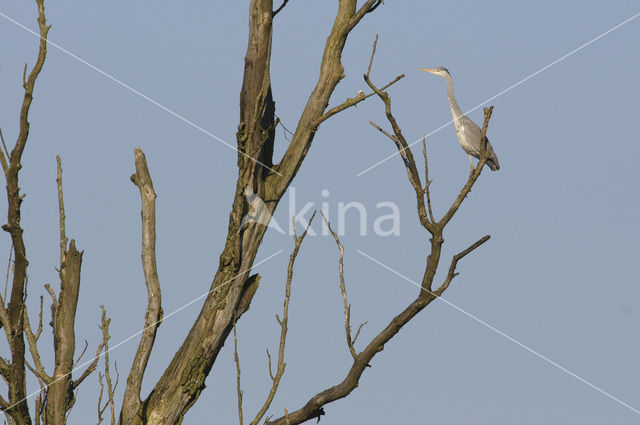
[121,1,385,423]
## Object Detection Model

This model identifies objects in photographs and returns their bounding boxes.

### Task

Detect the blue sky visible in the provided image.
[1,1,640,424]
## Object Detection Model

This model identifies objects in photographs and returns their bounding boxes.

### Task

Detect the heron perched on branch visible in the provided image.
[420,67,500,171]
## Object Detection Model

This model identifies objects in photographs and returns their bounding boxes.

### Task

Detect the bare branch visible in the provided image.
[97,371,106,425]
[267,34,496,425]
[72,309,107,389]
[32,374,47,425]
[1,2,50,422]
[319,212,358,360]
[45,236,83,423]
[100,306,118,425]
[266,277,438,425]
[266,349,274,380]
[0,357,10,378]
[352,321,367,346]
[56,156,68,265]
[435,235,491,295]
[73,340,89,370]
[348,0,383,31]
[3,242,12,304]
[0,270,11,338]
[315,74,404,126]
[249,213,315,425]
[121,148,163,423]
[268,0,384,198]
[96,362,118,425]
[0,128,8,177]
[421,135,435,223]
[266,232,493,425]
[94,306,118,425]
[44,283,57,329]
[364,35,433,234]
[132,1,386,422]
[481,106,493,146]
[272,0,289,16]
[23,295,51,383]
[233,321,244,425]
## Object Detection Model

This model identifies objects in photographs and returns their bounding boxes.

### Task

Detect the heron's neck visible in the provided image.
[444,75,464,121]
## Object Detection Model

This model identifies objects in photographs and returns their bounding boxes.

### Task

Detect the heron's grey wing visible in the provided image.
[459,115,500,170]
[457,115,484,156]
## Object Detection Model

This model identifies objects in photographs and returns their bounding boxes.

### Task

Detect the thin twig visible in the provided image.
[364,36,433,234]
[435,235,491,295]
[98,305,118,425]
[3,242,11,302]
[233,320,244,425]
[421,135,435,223]
[23,295,50,382]
[0,127,8,177]
[272,0,289,16]
[249,213,315,425]
[316,77,403,127]
[0,247,11,335]
[319,211,359,360]
[73,308,106,389]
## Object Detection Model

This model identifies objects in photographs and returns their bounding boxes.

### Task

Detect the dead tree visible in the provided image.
[0,1,498,425]
[0,2,110,425]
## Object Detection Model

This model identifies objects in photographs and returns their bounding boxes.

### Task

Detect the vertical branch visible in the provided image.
[96,305,118,425]
[56,156,67,266]
[33,376,47,425]
[319,212,361,360]
[249,213,315,425]
[233,322,244,425]
[46,237,82,424]
[3,243,12,303]
[0,128,9,177]
[121,148,163,424]
[2,1,50,423]
[421,135,435,223]
[100,306,118,425]
[42,153,84,425]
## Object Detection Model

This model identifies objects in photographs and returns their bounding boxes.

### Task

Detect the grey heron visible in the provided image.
[420,67,500,171]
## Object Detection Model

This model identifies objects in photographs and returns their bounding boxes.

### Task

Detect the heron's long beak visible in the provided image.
[419,68,437,74]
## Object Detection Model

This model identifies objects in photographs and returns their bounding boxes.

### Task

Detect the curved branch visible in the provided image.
[320,212,358,360]
[266,280,437,425]
[272,0,289,16]
[120,148,163,424]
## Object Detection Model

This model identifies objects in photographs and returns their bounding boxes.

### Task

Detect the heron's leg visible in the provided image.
[468,154,474,172]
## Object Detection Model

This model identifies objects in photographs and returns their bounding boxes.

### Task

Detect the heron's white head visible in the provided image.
[419,67,450,78]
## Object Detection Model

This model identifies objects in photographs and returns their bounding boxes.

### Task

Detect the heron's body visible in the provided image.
[421,67,500,171]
